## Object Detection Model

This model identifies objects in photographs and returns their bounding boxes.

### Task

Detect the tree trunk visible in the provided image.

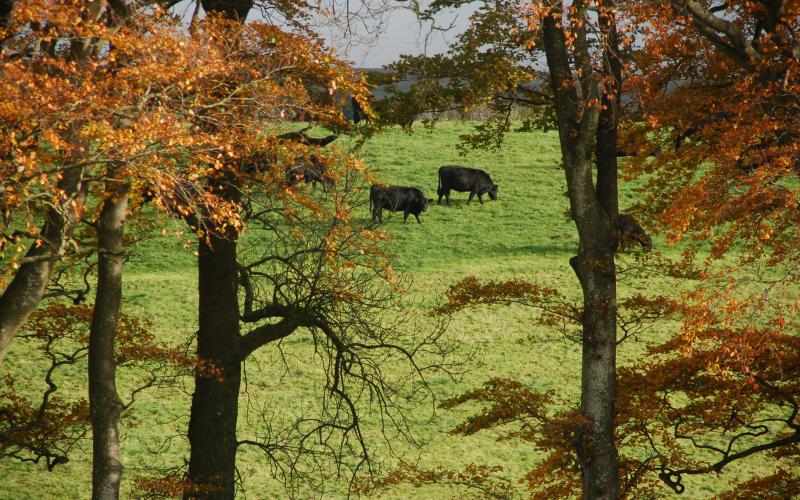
[89,184,129,500]
[185,3,250,496]
[542,5,620,498]
[577,4,622,497]
[595,0,621,218]
[0,167,86,365]
[564,148,620,500]
[572,248,618,500]
[185,229,241,499]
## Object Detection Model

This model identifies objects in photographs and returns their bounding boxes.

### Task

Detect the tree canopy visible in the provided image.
[2,0,799,498]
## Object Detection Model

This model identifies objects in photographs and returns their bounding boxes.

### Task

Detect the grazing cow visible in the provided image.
[277,126,338,147]
[351,96,368,124]
[674,111,731,151]
[370,184,429,224]
[437,166,498,206]
[286,156,334,190]
[351,92,376,124]
[614,213,652,252]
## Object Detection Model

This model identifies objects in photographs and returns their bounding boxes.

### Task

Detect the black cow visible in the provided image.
[437,166,498,206]
[351,96,368,124]
[286,156,334,190]
[614,213,653,252]
[351,92,376,124]
[370,184,429,224]
[277,128,338,147]
[674,111,731,151]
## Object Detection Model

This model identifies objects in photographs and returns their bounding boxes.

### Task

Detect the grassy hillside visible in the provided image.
[0,122,776,499]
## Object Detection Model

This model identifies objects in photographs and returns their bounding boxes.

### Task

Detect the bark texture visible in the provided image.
[595,0,621,218]
[0,167,86,365]
[572,251,618,500]
[185,4,250,496]
[542,5,620,498]
[89,185,129,500]
[185,228,241,499]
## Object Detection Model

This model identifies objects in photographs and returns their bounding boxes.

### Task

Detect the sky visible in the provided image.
[318,4,477,68]
[170,0,476,69]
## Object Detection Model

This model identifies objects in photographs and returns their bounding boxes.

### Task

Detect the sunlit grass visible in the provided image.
[0,122,775,499]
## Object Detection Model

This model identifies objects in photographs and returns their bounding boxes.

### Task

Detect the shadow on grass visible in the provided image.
[480,243,575,256]
[430,199,498,208]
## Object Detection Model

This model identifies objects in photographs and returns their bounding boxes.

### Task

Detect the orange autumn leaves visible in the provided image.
[1,1,400,483]
[619,0,800,377]
[623,2,800,260]
[0,0,375,275]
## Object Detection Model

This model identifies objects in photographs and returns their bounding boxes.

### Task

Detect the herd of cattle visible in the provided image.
[279,129,499,225]
[279,129,652,250]
[362,165,651,250]
[287,161,498,224]
[369,166,498,224]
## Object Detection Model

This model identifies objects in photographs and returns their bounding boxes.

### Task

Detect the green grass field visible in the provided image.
[0,122,778,499]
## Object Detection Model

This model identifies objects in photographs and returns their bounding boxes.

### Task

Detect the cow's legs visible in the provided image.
[445,192,451,206]
[437,187,444,205]
[467,191,475,205]
[414,213,421,224]
[478,193,484,204]
[403,211,409,224]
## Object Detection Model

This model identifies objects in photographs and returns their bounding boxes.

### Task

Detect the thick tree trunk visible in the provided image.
[564,150,620,500]
[89,185,129,500]
[0,167,86,365]
[578,5,621,497]
[185,229,241,499]
[595,0,621,218]
[542,5,620,498]
[185,3,249,496]
[572,249,618,500]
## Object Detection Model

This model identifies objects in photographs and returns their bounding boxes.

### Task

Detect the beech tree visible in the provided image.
[3,1,453,498]
[163,3,376,496]
[366,1,799,497]
[1,3,187,498]
[372,1,636,497]
[0,2,234,497]
[0,0,91,366]
[161,4,457,497]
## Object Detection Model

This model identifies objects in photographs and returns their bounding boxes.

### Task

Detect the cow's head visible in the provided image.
[487,183,498,201]
[638,233,653,252]
[615,213,652,252]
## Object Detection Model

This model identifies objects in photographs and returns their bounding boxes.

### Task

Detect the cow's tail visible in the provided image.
[437,167,442,192]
